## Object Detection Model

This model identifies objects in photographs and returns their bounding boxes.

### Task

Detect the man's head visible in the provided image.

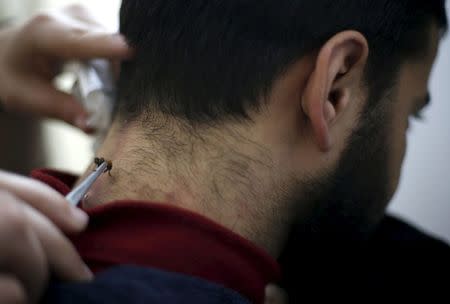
[108,0,447,249]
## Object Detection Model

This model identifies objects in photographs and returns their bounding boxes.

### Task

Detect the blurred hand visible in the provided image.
[0,170,92,304]
[264,284,288,304]
[0,5,132,132]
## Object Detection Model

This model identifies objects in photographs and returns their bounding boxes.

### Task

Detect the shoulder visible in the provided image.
[44,265,250,304]
[280,215,449,302]
[373,214,449,251]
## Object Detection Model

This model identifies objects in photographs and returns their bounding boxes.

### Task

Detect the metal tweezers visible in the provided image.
[66,161,108,206]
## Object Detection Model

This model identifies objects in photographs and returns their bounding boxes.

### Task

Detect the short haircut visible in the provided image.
[117,0,448,123]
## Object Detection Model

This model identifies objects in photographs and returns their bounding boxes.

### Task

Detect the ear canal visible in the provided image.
[339,65,349,76]
[329,87,351,116]
[330,90,341,107]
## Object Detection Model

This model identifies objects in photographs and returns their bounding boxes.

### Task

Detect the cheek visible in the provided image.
[386,112,409,196]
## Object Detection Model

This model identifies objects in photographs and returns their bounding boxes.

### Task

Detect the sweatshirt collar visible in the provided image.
[31,169,281,303]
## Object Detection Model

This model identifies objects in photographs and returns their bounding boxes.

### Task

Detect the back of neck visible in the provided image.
[79,118,291,257]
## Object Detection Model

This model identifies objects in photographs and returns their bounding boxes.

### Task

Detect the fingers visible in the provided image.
[22,5,133,60]
[0,191,48,303]
[22,201,93,282]
[0,276,27,304]
[53,32,132,60]
[0,78,90,131]
[264,284,288,304]
[27,81,90,131]
[0,171,88,233]
[0,5,133,129]
[33,21,132,60]
[0,5,133,130]
[4,76,90,130]
[0,189,92,303]
[39,89,89,131]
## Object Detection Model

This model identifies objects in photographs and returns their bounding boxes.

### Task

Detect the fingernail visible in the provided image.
[111,34,128,47]
[111,34,134,58]
[71,208,89,227]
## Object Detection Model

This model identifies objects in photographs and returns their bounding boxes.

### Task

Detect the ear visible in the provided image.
[301,31,369,152]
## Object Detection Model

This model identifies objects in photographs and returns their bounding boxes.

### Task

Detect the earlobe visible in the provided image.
[301,31,368,152]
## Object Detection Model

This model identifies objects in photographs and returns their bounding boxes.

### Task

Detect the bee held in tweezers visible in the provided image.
[94,157,113,176]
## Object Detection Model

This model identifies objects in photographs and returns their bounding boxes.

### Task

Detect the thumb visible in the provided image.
[31,83,90,131]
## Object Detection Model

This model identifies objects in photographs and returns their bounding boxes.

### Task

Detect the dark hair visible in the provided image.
[117,0,448,123]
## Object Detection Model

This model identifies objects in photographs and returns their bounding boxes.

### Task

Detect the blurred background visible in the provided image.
[1,0,449,243]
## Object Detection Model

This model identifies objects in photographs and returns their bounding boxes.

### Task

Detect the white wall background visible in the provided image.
[1,0,449,243]
[389,2,450,243]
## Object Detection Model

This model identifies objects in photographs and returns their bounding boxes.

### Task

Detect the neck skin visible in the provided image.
[78,115,295,257]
